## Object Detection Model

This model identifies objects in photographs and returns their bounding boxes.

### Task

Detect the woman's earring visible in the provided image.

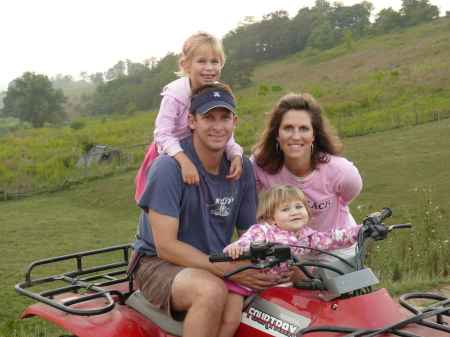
[276,142,282,153]
[310,142,314,154]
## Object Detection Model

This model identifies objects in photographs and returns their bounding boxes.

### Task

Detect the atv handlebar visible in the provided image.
[209,208,412,291]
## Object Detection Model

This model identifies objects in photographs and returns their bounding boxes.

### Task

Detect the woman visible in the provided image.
[251,93,362,263]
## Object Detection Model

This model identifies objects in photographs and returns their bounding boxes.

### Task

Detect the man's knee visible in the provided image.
[173,269,228,310]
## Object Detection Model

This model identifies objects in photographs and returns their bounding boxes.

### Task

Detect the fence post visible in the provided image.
[392,118,396,130]
[2,184,6,201]
[414,102,418,125]
[15,169,18,193]
[338,116,342,139]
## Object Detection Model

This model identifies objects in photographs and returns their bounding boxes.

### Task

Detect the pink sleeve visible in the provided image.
[337,165,362,205]
[297,225,363,254]
[223,224,267,252]
[225,135,243,161]
[154,96,184,157]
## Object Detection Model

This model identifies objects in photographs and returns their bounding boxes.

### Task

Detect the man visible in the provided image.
[132,83,286,337]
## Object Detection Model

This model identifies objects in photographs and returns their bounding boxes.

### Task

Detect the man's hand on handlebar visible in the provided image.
[277,266,298,284]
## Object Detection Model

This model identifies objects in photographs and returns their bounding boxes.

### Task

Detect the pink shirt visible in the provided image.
[251,155,362,232]
[154,76,242,160]
[225,223,362,275]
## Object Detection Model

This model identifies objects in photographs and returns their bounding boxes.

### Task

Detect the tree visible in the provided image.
[342,30,354,50]
[374,7,404,33]
[1,72,68,128]
[126,59,144,75]
[79,71,88,82]
[401,0,440,26]
[307,21,340,50]
[90,72,104,84]
[221,59,255,89]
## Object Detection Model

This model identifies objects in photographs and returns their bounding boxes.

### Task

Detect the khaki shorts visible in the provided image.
[132,255,186,318]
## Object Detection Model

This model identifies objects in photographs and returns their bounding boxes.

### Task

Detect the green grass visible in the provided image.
[0,169,138,336]
[1,120,449,335]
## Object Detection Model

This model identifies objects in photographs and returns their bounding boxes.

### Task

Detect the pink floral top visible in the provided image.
[224,223,362,275]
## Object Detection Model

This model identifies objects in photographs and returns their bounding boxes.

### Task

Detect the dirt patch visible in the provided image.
[391,283,450,307]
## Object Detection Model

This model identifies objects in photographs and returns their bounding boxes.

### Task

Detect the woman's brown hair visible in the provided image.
[252,93,343,174]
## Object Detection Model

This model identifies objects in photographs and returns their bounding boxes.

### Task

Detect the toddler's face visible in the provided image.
[272,200,309,236]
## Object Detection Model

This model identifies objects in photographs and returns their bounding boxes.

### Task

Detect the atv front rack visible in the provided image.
[297,292,450,336]
[15,243,134,316]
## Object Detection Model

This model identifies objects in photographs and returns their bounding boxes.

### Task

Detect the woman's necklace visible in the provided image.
[286,165,318,184]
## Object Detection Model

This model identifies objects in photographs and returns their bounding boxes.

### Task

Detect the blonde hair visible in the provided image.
[175,31,226,77]
[256,184,312,224]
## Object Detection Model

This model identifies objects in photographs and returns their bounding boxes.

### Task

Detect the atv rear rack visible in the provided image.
[15,243,134,316]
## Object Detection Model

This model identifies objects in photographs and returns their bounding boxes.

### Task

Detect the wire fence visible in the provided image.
[329,102,450,138]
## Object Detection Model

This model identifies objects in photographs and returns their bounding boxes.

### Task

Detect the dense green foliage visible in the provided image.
[1,72,68,128]
[222,0,440,62]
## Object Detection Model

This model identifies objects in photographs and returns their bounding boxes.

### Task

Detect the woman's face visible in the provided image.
[276,109,315,163]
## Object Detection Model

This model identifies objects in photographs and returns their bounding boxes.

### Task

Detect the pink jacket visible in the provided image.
[251,155,362,233]
[224,223,362,275]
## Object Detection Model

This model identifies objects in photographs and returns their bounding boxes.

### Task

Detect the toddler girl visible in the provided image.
[218,184,363,337]
[134,31,243,202]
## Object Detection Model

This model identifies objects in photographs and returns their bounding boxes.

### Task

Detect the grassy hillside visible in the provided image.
[1,120,449,336]
[250,18,450,105]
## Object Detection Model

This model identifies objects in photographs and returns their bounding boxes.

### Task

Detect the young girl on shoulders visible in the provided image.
[134,31,243,202]
[219,184,365,337]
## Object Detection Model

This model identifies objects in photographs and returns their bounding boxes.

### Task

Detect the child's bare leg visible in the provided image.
[218,291,245,337]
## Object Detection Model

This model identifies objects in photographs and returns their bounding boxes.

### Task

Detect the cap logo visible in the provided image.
[214,92,220,97]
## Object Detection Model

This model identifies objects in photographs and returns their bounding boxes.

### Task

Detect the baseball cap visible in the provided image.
[189,89,236,115]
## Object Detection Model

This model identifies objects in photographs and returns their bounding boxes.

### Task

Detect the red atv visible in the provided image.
[15,209,450,336]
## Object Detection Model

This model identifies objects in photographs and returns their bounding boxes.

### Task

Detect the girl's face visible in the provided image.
[271,199,309,236]
[276,109,315,164]
[181,47,222,91]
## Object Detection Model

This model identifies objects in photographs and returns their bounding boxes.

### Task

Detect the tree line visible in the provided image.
[0,0,441,126]
[223,0,440,62]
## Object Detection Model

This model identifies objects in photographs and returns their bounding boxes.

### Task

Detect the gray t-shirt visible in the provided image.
[132,137,258,256]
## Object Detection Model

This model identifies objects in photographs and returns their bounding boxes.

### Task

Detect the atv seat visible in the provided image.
[126,290,184,336]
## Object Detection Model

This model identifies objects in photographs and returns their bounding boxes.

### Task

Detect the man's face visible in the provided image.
[188,107,237,153]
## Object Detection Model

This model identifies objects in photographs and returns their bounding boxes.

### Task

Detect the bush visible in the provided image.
[125,102,137,116]
[70,120,86,131]
[271,84,284,92]
[258,84,270,96]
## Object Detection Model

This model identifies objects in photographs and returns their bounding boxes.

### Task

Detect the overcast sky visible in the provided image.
[1,0,448,92]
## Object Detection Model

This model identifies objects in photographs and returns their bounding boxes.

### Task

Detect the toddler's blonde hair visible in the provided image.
[256,184,312,224]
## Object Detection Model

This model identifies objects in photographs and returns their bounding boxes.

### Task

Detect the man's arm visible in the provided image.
[150,210,280,290]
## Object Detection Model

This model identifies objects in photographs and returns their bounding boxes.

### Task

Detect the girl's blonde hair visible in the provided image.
[175,31,226,77]
[256,184,312,224]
